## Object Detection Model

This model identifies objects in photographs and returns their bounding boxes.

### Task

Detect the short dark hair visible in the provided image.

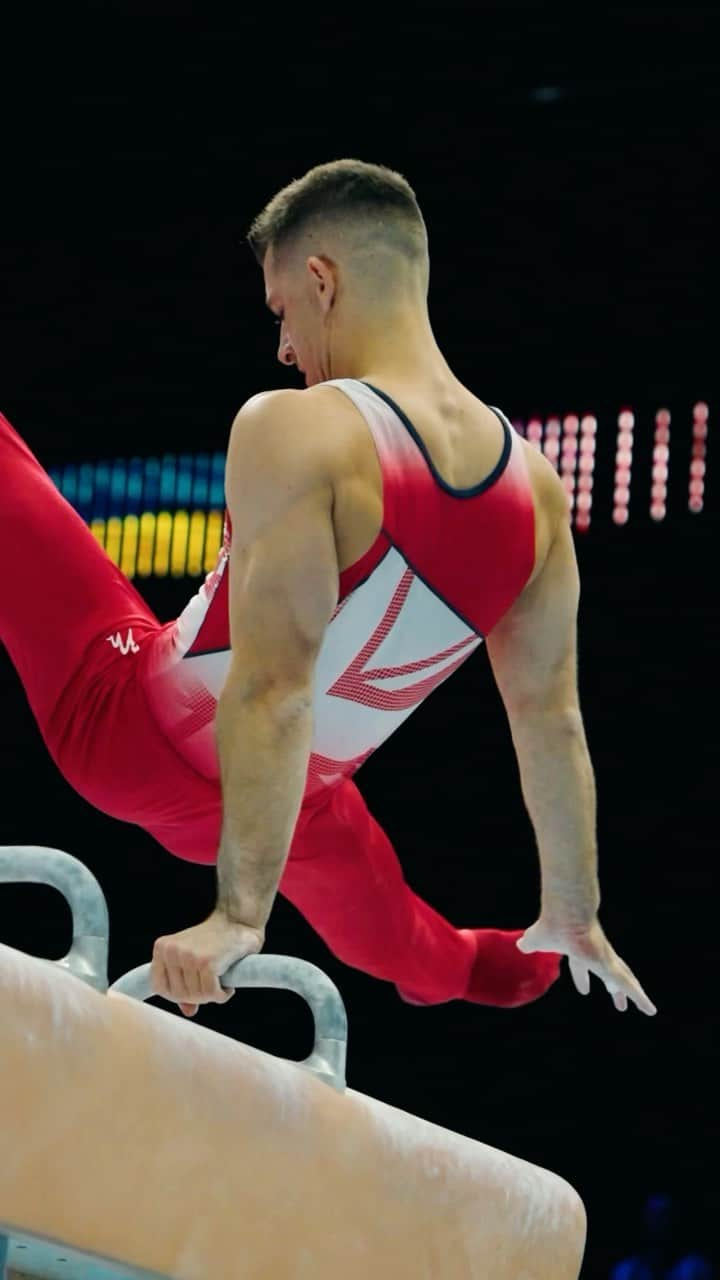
[247,158,427,269]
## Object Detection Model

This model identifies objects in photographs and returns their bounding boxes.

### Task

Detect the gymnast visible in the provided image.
[0,159,655,1022]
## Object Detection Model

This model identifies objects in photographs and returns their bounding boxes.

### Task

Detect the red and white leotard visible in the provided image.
[141,379,535,802]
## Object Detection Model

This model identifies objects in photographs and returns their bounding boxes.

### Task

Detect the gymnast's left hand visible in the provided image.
[151,911,265,1018]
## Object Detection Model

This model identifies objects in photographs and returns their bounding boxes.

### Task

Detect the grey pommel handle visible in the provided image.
[0,846,348,1093]
[110,956,349,1092]
[0,845,109,992]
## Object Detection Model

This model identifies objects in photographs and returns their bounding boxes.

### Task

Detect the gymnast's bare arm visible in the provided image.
[213,388,340,927]
[486,469,656,1015]
[487,476,598,924]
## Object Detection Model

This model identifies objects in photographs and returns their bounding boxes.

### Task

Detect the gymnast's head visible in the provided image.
[247,158,431,386]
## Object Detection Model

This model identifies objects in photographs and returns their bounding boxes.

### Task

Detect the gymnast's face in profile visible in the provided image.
[263,244,339,389]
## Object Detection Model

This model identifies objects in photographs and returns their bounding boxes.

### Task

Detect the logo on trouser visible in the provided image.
[107,629,140,655]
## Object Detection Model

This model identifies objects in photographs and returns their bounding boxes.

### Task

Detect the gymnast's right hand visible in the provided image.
[516,916,657,1016]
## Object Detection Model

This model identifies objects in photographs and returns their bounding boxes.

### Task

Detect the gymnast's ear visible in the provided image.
[306,254,338,314]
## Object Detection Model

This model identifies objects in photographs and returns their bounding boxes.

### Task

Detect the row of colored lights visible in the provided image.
[689,402,709,513]
[614,404,708,525]
[522,413,597,532]
[49,405,710,577]
[51,406,709,532]
[48,452,226,523]
[88,509,225,579]
[613,410,634,527]
[516,403,710,530]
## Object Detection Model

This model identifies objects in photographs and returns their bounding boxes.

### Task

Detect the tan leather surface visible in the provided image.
[1,943,586,1278]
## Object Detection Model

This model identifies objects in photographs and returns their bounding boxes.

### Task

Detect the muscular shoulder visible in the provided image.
[518,433,568,516]
[518,435,571,581]
[230,385,354,489]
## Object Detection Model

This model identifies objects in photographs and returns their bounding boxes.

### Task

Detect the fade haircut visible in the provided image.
[247,159,428,281]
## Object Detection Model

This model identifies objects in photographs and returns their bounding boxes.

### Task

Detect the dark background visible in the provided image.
[0,6,717,1277]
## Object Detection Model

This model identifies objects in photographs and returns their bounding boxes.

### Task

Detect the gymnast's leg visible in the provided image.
[0,409,227,851]
[0,411,161,741]
[280,778,560,1007]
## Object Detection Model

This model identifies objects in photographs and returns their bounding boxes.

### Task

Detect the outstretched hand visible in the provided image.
[517,917,657,1016]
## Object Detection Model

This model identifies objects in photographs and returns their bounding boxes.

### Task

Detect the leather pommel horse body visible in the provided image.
[0,847,586,1279]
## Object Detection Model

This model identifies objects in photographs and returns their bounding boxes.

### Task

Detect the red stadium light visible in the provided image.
[574,415,597,532]
[651,429,670,522]
[542,417,561,470]
[527,417,543,449]
[613,408,634,525]
[688,402,709,514]
[559,414,581,518]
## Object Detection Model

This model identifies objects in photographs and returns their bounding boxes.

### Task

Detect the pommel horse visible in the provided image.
[0,846,586,1278]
